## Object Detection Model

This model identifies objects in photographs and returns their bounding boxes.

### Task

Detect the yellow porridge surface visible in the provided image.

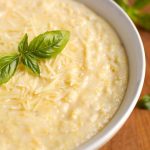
[0,0,128,149]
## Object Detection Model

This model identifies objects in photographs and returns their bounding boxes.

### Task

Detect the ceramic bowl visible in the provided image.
[77,0,146,149]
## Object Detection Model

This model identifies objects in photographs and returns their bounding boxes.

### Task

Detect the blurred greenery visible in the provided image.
[134,0,150,9]
[115,0,150,31]
[137,95,150,110]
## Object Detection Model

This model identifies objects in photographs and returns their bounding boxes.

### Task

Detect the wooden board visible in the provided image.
[100,16,150,150]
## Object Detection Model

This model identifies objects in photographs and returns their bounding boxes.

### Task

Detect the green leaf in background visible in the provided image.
[21,53,40,75]
[28,30,70,58]
[127,9,150,31]
[0,55,19,85]
[133,0,150,9]
[137,95,150,110]
[18,33,28,53]
[114,0,150,31]
[115,0,129,10]
[136,13,150,31]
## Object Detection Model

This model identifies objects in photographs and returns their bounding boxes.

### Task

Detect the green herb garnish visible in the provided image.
[0,30,70,85]
[115,0,150,31]
[0,55,19,85]
[137,95,150,110]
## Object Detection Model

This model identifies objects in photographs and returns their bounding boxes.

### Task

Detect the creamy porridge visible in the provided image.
[0,0,128,149]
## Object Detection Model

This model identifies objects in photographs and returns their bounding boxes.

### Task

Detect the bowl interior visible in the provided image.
[77,0,145,149]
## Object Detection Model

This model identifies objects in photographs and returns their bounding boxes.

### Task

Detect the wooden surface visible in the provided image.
[100,21,150,150]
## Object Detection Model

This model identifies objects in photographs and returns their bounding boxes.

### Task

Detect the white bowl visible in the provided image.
[77,0,146,149]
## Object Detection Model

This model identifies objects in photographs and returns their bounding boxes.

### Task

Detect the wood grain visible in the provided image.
[100,12,150,150]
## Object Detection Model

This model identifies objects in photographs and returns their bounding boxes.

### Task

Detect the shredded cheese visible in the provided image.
[0,0,128,150]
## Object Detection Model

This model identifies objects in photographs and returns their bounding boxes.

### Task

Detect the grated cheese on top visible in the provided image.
[0,0,128,150]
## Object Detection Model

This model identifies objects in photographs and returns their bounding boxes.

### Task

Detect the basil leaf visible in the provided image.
[18,33,28,53]
[133,0,150,9]
[137,95,150,110]
[0,55,19,85]
[22,53,40,75]
[28,30,70,58]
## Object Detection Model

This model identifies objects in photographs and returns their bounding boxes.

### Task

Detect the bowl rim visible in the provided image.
[77,0,146,150]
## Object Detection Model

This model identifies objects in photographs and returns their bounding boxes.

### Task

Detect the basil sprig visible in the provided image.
[0,30,70,85]
[115,0,150,31]
[137,95,150,110]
